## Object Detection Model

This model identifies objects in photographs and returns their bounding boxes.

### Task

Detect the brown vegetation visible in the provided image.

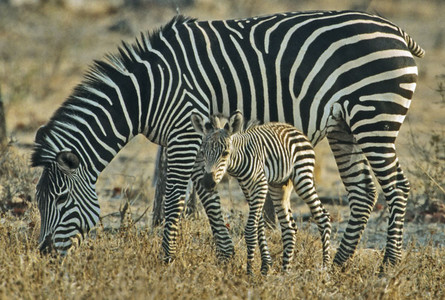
[1,193,445,299]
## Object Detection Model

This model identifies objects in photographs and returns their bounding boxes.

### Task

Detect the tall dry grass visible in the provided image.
[0,145,444,299]
[1,195,445,299]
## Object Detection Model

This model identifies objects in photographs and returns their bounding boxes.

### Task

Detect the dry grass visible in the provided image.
[1,0,445,299]
[1,203,445,299]
[0,146,444,299]
[1,143,444,299]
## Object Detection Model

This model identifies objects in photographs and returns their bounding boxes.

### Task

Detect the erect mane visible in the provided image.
[31,125,56,167]
[101,14,197,72]
[140,15,197,54]
[31,15,197,168]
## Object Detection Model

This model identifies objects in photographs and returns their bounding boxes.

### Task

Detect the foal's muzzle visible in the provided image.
[201,172,217,191]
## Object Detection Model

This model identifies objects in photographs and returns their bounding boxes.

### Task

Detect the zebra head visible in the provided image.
[32,127,100,256]
[191,111,244,191]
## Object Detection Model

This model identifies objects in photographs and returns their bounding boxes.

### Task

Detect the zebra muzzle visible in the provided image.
[39,234,54,255]
[201,172,217,191]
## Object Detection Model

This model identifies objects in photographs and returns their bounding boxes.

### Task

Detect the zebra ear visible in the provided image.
[191,113,207,135]
[56,151,80,172]
[227,110,244,134]
[35,125,49,143]
[204,122,213,134]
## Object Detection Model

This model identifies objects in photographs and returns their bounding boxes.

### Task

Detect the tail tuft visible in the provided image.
[400,28,425,58]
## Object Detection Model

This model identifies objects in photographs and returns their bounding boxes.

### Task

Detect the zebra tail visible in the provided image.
[399,28,425,58]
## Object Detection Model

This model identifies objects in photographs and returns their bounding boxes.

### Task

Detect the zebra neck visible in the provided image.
[37,81,151,178]
[227,134,249,174]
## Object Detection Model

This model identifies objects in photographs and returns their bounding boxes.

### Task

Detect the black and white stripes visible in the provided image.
[32,11,423,266]
[192,111,331,273]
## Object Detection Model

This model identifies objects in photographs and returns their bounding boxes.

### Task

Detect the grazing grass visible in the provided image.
[1,202,445,299]
[0,145,444,299]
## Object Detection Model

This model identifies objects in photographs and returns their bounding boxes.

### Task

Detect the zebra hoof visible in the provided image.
[260,260,272,275]
[162,254,175,264]
[215,245,235,262]
[216,251,234,263]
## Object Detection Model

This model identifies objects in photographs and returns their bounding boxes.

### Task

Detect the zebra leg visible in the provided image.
[268,181,297,272]
[240,178,269,275]
[161,138,202,262]
[191,153,234,260]
[326,121,377,265]
[258,213,272,275]
[162,169,189,263]
[292,173,331,267]
[356,137,410,266]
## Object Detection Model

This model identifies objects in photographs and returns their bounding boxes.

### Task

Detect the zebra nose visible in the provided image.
[39,234,53,255]
[201,172,216,191]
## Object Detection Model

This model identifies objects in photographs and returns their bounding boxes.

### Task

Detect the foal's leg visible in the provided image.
[192,152,235,260]
[269,181,297,272]
[257,213,272,274]
[292,167,331,266]
[239,176,269,275]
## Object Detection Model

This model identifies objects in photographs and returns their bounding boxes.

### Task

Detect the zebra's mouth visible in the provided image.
[39,233,81,256]
[39,234,55,255]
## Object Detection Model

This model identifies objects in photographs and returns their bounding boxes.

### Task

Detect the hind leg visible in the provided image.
[353,126,410,266]
[332,72,415,266]
[257,213,272,275]
[326,120,377,265]
[366,155,409,266]
[268,181,297,272]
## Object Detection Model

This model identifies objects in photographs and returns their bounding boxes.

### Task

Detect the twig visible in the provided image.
[416,163,445,195]
[134,204,151,224]
[100,212,121,219]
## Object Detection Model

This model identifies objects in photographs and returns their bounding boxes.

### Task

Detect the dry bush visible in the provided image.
[0,143,37,216]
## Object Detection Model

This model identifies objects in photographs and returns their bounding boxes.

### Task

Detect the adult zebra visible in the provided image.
[32,10,424,267]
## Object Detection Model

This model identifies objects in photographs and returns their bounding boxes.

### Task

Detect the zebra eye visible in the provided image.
[56,192,69,206]
[222,150,230,157]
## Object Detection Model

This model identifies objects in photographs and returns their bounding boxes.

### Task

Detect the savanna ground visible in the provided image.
[0,0,444,299]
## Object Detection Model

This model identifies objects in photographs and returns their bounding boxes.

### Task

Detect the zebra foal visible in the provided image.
[191,111,332,273]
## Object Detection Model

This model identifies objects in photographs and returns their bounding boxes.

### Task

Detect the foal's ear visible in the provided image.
[226,110,244,134]
[191,112,205,135]
[191,113,213,135]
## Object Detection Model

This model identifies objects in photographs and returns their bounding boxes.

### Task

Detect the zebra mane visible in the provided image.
[31,124,58,167]
[244,119,262,131]
[105,15,197,71]
[210,113,262,132]
[210,113,228,129]
[140,15,197,52]
[31,15,197,168]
